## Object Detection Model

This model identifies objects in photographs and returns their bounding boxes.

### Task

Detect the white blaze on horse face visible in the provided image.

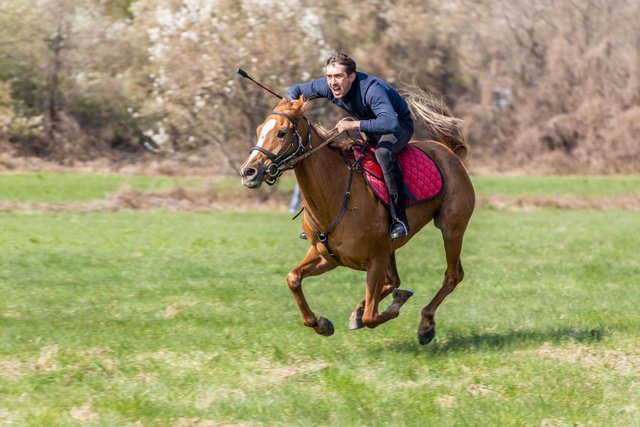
[248,118,277,162]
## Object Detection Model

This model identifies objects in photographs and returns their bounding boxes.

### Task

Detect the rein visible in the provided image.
[286,128,341,167]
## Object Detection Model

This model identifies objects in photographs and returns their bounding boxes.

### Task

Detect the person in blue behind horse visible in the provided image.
[286,52,414,239]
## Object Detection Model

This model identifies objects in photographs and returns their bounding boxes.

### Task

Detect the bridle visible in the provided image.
[249,111,343,185]
[249,111,312,185]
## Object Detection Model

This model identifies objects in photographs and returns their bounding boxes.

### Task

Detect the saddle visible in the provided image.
[354,143,443,207]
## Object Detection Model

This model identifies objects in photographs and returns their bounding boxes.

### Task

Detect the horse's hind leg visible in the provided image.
[287,246,337,336]
[348,252,413,329]
[417,232,465,345]
[358,255,414,329]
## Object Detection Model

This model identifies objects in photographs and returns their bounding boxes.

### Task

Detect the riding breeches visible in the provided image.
[372,122,413,176]
[372,123,413,222]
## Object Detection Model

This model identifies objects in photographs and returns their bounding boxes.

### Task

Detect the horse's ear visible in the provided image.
[292,96,305,112]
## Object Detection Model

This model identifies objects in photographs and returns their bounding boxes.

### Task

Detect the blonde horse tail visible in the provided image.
[401,85,469,163]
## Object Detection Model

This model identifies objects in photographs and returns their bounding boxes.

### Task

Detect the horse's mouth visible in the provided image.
[242,177,263,189]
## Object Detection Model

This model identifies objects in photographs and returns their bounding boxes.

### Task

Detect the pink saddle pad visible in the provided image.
[354,144,443,207]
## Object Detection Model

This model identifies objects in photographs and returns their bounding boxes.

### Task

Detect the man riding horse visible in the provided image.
[239,62,473,344]
[286,52,413,239]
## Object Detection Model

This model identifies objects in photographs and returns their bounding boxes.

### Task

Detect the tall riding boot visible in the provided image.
[384,166,410,239]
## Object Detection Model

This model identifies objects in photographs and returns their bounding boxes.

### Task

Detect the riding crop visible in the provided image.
[236,68,283,99]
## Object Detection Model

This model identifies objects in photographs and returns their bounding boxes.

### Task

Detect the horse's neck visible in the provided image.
[295,136,350,229]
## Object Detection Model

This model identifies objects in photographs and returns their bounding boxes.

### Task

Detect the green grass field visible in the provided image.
[0,173,202,203]
[1,173,639,426]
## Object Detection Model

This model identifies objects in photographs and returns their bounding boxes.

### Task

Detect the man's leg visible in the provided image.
[289,184,301,213]
[375,134,410,239]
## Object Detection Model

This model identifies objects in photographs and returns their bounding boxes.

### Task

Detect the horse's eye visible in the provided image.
[277,129,287,138]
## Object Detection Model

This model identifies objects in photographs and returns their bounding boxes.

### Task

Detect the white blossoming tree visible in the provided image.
[135,0,331,171]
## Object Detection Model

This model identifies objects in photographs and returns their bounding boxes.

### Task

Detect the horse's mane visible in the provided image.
[400,85,469,163]
[312,122,358,153]
[289,100,355,152]
[312,122,333,140]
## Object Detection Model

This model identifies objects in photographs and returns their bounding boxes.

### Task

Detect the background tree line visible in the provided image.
[0,0,638,173]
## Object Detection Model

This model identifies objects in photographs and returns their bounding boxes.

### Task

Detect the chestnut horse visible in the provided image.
[240,93,474,345]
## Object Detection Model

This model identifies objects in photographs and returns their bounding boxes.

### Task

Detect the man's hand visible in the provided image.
[336,118,361,134]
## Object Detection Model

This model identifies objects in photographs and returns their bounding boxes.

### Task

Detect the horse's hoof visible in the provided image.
[418,325,436,345]
[348,307,365,330]
[316,317,334,336]
[392,289,414,303]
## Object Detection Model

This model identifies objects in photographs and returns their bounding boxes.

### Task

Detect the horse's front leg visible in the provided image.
[287,246,337,336]
[349,252,412,329]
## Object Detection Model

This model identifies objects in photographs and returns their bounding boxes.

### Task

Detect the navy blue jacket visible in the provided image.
[285,72,413,139]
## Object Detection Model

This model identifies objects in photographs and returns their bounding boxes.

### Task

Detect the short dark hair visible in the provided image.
[326,52,357,75]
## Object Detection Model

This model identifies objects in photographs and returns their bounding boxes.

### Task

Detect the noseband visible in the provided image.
[250,111,312,185]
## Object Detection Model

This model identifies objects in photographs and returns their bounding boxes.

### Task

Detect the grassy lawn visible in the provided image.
[0,173,202,203]
[0,173,639,426]
[471,174,640,197]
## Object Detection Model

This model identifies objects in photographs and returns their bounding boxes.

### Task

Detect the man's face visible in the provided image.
[326,63,356,99]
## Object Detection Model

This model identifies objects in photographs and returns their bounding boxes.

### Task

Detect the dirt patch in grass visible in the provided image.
[479,195,640,211]
[0,184,639,213]
[0,358,25,379]
[69,404,100,423]
[0,184,292,213]
[522,343,640,377]
[0,345,61,379]
[252,356,329,385]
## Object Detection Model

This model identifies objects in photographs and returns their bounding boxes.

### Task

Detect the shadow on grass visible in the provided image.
[375,326,605,355]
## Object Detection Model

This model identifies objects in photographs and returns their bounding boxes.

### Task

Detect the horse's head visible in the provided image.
[240,97,310,188]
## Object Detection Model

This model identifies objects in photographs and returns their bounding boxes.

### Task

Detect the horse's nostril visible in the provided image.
[243,167,258,180]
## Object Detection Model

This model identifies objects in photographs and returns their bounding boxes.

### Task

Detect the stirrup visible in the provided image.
[390,220,409,239]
